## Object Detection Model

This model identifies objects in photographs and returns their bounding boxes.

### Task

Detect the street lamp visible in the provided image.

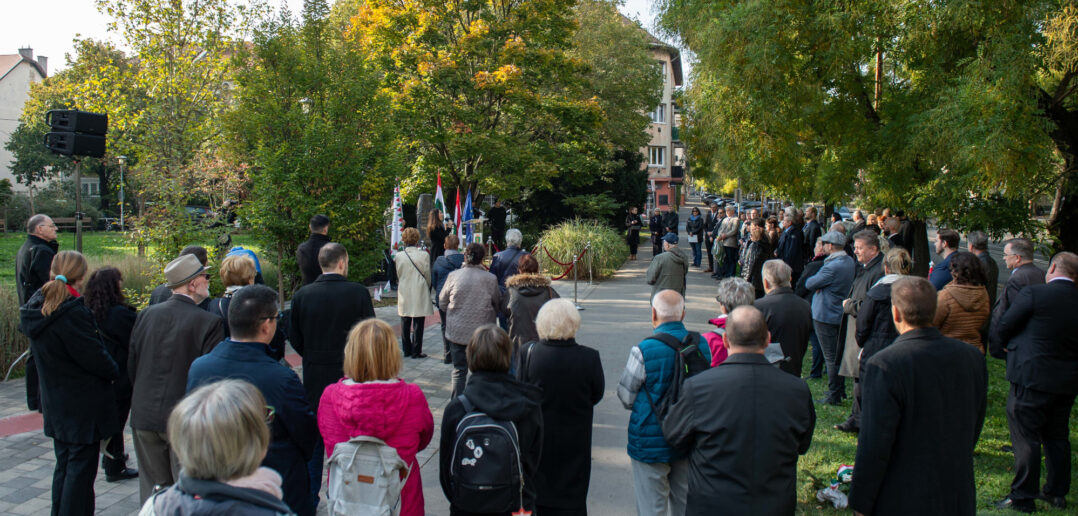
[118,155,126,230]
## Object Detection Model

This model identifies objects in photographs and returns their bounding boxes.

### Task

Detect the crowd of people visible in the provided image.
[9,199,1078,515]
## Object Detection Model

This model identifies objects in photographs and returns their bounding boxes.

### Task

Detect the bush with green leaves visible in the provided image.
[537,218,626,281]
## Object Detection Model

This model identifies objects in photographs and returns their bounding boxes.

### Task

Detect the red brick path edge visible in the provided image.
[0,312,443,438]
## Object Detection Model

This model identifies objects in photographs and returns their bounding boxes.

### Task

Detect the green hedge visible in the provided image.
[536,218,626,280]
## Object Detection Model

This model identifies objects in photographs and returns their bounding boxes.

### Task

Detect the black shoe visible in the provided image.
[412,353,429,359]
[1038,492,1066,509]
[815,397,841,406]
[106,467,139,482]
[443,355,451,364]
[994,497,1035,513]
[834,421,859,434]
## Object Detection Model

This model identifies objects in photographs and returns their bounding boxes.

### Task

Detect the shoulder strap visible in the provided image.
[649,331,699,350]
[520,341,538,381]
[457,394,475,414]
[403,249,432,289]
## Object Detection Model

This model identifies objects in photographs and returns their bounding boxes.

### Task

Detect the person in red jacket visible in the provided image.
[318,319,434,516]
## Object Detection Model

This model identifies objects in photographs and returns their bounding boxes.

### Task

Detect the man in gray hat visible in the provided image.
[128,254,225,503]
[804,231,856,405]
[647,233,689,298]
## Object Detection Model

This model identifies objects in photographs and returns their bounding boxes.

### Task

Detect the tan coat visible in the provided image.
[394,247,434,317]
[934,284,990,352]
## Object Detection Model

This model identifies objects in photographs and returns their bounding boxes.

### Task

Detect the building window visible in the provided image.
[659,194,669,205]
[657,59,667,80]
[649,146,665,167]
[649,103,665,124]
[81,181,100,197]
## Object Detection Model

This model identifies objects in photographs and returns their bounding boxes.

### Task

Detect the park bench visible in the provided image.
[52,216,92,231]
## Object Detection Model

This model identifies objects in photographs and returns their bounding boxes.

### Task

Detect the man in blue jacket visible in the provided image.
[617,290,711,516]
[187,285,317,516]
[928,228,960,290]
[805,231,856,405]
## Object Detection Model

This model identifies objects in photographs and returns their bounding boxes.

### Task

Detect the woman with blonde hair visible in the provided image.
[141,379,294,514]
[395,227,435,358]
[318,319,434,516]
[19,251,120,515]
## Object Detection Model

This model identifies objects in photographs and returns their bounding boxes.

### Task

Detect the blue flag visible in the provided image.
[463,189,474,245]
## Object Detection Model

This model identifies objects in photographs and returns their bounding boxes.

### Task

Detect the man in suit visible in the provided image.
[703,201,721,274]
[835,230,885,433]
[775,211,805,284]
[128,254,225,502]
[849,277,987,516]
[661,205,679,238]
[928,228,960,290]
[663,305,815,515]
[147,246,212,309]
[802,206,823,264]
[967,231,998,307]
[15,214,58,412]
[989,238,1045,359]
[296,214,331,286]
[188,285,318,515]
[289,242,375,511]
[992,252,1078,512]
[883,217,903,251]
[756,260,812,377]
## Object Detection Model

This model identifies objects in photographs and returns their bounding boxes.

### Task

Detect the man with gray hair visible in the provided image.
[775,212,805,283]
[490,228,530,289]
[989,238,1044,359]
[967,231,998,308]
[15,213,59,411]
[618,290,711,516]
[662,305,815,515]
[755,260,813,377]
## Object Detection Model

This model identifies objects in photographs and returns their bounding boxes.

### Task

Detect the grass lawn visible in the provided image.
[795,353,1077,514]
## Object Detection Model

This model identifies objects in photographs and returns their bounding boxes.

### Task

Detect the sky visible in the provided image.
[1,0,675,74]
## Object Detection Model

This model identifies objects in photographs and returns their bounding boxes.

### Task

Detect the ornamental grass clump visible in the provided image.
[537,219,626,281]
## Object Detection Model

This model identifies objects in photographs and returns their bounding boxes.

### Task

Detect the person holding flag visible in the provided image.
[428,174,450,259]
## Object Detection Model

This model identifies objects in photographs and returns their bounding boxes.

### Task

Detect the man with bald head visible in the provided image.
[618,290,711,516]
[663,305,815,515]
[993,252,1078,512]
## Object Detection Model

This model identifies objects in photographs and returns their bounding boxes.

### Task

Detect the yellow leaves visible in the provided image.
[473,64,522,89]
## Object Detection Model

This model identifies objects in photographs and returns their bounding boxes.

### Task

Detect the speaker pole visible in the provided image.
[74,159,83,253]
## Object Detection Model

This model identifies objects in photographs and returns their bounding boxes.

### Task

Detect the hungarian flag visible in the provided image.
[388,182,404,254]
[434,172,446,220]
[453,187,463,249]
[463,188,474,245]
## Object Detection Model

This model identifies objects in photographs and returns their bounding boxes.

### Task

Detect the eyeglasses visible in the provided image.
[265,405,275,424]
[262,312,283,322]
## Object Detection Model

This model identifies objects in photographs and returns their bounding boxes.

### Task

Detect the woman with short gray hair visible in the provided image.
[141,379,293,514]
[519,299,604,515]
[705,278,756,366]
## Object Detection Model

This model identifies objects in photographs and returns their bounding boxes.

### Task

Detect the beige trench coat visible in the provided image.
[394,247,434,317]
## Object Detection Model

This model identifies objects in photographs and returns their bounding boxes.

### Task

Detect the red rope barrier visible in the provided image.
[542,246,588,280]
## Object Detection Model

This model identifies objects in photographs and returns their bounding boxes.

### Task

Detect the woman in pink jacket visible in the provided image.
[318,318,434,516]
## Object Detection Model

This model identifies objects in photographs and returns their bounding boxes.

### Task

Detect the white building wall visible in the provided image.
[0,60,46,190]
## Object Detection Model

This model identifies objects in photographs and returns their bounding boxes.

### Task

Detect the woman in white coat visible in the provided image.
[395,227,434,358]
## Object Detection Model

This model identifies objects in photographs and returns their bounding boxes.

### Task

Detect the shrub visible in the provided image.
[0,285,29,379]
[537,218,627,280]
[86,254,158,309]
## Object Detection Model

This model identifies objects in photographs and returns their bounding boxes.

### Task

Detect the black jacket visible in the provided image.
[19,293,120,444]
[519,339,604,510]
[685,216,704,240]
[433,252,466,310]
[776,225,805,279]
[649,214,665,243]
[754,287,813,377]
[795,254,827,302]
[296,233,331,286]
[130,295,224,432]
[429,226,449,259]
[15,235,58,304]
[489,247,530,289]
[440,372,543,515]
[849,328,987,516]
[989,263,1045,358]
[740,240,770,298]
[148,474,295,515]
[996,279,1078,395]
[505,274,559,350]
[208,291,287,362]
[662,353,815,516]
[289,273,375,409]
[487,206,507,232]
[855,280,900,373]
[96,304,137,401]
[977,252,999,308]
[887,233,904,254]
[802,220,822,262]
[188,339,317,515]
[661,211,679,235]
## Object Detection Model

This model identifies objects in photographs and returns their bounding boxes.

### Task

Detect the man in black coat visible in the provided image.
[992,252,1078,512]
[703,202,721,273]
[849,277,987,516]
[661,205,679,237]
[802,207,822,263]
[188,286,318,516]
[296,214,331,286]
[129,254,224,503]
[775,212,805,283]
[835,230,885,433]
[756,260,812,377]
[663,306,815,516]
[487,199,507,248]
[15,214,58,412]
[147,245,212,310]
[288,242,374,508]
[649,208,665,256]
[989,238,1045,359]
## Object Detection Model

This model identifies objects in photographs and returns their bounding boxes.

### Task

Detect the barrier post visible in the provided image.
[587,241,593,285]
[573,247,584,311]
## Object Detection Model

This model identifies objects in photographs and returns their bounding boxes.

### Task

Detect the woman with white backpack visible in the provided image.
[318,318,434,516]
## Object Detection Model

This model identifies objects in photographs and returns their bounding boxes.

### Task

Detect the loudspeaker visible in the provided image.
[44,132,106,158]
[45,110,108,136]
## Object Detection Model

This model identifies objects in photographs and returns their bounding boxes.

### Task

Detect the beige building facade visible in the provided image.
[641,38,683,211]
[0,48,48,191]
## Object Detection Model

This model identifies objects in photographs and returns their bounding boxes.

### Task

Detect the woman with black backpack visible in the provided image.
[439,325,542,516]
[208,255,286,360]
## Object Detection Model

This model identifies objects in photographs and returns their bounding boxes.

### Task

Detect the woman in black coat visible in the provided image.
[625,206,643,260]
[519,299,604,516]
[18,251,120,516]
[648,208,665,256]
[740,219,770,298]
[83,267,139,482]
[427,209,449,259]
